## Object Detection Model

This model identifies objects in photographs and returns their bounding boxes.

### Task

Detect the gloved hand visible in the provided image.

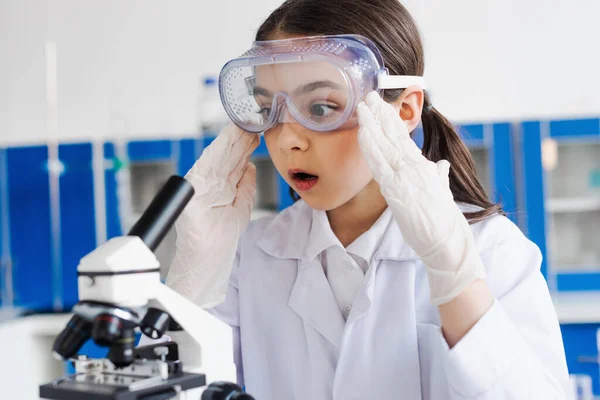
[356,92,486,305]
[165,122,259,308]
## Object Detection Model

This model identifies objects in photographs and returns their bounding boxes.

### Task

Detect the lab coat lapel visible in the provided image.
[369,222,422,398]
[334,258,423,400]
[288,257,346,350]
[380,259,422,398]
[345,261,377,326]
[346,216,419,326]
[335,220,423,398]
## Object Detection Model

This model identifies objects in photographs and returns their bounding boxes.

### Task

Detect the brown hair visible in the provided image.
[257,0,502,222]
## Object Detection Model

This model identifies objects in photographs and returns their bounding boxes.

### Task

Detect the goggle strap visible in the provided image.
[377,74,427,90]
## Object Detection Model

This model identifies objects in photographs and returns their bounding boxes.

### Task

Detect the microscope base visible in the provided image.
[39,371,205,400]
[39,342,206,400]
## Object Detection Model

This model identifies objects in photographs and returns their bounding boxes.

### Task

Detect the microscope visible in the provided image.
[39,175,255,400]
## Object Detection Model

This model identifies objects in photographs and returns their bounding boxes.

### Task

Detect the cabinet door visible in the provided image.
[462,123,518,221]
[560,323,600,395]
[0,148,13,307]
[58,143,96,309]
[521,118,600,291]
[6,145,53,310]
[460,124,493,199]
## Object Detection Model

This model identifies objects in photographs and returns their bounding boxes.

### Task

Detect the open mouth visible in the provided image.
[289,169,319,192]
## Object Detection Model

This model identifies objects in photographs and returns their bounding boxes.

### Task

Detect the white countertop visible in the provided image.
[0,310,72,335]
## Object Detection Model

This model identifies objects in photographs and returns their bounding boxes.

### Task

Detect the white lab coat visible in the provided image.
[208,200,570,400]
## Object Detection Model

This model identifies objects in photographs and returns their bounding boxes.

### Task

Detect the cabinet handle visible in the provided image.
[577,355,600,364]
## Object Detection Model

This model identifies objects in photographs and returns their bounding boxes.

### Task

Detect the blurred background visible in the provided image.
[1,0,599,398]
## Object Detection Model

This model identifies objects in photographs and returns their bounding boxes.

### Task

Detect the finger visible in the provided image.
[227,132,259,184]
[357,102,395,180]
[436,159,453,197]
[194,123,242,169]
[364,91,424,165]
[204,134,256,208]
[360,93,408,171]
[241,111,265,126]
[365,91,410,144]
[219,126,259,176]
[195,123,258,177]
[233,162,257,218]
[188,126,258,207]
[234,129,260,166]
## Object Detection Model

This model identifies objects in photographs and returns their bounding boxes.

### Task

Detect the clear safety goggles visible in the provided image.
[218,34,426,133]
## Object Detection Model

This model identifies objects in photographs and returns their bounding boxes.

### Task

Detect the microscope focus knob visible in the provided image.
[201,381,255,400]
[141,307,172,339]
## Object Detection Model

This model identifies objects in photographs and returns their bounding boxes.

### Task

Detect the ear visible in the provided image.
[389,85,424,133]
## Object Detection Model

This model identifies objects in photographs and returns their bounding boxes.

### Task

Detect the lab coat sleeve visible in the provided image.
[206,249,244,386]
[443,218,570,399]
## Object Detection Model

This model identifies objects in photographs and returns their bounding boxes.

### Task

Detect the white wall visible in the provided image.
[1,0,599,146]
[0,0,283,145]
[416,0,600,124]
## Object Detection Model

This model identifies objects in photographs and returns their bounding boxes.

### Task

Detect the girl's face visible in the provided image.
[256,59,374,211]
[264,113,374,211]
[258,33,422,212]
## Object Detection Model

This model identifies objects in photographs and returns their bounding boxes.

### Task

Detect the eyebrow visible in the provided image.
[253,80,344,98]
[293,80,344,95]
[253,86,272,97]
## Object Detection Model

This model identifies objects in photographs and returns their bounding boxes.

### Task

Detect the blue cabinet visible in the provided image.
[561,323,600,394]
[2,143,98,311]
[0,148,11,307]
[5,145,53,310]
[519,118,600,291]
[461,123,518,220]
[103,142,124,240]
[519,118,600,394]
[58,143,96,309]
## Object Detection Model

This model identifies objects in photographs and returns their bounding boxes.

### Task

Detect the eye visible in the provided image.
[257,107,272,118]
[309,103,338,118]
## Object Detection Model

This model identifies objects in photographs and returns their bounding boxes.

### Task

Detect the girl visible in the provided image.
[166,0,570,398]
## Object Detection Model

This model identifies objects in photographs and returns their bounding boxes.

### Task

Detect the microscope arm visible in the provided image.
[152,282,237,383]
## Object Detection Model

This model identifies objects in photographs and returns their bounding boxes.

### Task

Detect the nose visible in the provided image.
[277,121,310,154]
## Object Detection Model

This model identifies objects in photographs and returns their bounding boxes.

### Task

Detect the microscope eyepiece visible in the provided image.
[52,314,93,360]
[127,175,194,251]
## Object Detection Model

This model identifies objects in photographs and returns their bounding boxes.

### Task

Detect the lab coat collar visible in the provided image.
[256,199,478,262]
[256,200,418,262]
[256,200,312,260]
[346,207,393,264]
[372,216,419,261]
[304,208,343,261]
[288,257,346,349]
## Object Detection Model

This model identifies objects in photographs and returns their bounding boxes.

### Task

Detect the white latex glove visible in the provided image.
[357,92,486,305]
[165,122,259,308]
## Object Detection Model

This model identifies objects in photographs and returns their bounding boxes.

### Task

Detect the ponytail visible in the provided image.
[420,95,503,222]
